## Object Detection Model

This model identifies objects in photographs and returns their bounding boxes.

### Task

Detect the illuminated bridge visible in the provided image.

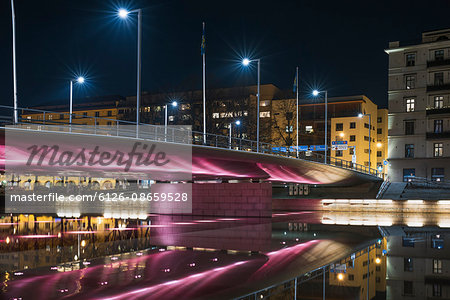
[0,105,383,187]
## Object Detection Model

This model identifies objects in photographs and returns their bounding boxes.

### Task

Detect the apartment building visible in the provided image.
[386,29,450,182]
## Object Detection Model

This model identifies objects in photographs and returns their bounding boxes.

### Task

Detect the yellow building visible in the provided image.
[329,238,387,300]
[21,96,125,126]
[330,97,388,175]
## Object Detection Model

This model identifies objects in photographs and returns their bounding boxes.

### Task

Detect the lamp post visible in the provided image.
[312,90,328,163]
[11,0,18,124]
[118,8,142,138]
[69,76,85,127]
[242,58,261,152]
[164,101,177,140]
[229,120,240,149]
[358,113,372,170]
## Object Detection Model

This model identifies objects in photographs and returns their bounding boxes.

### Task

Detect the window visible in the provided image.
[305,125,313,133]
[260,100,271,107]
[107,111,112,117]
[260,111,270,118]
[48,114,53,120]
[433,259,442,274]
[404,281,413,296]
[434,120,443,133]
[377,117,382,123]
[349,148,355,155]
[95,111,100,117]
[405,121,415,135]
[406,75,416,89]
[336,123,343,131]
[404,258,413,272]
[377,128,382,134]
[364,136,370,141]
[435,72,444,85]
[350,122,356,129]
[107,121,112,126]
[348,274,354,281]
[434,143,443,157]
[364,123,370,129]
[376,266,381,272]
[432,168,445,182]
[335,150,343,157]
[405,144,414,158]
[118,109,124,114]
[406,53,416,66]
[431,234,444,249]
[212,113,219,119]
[376,277,381,283]
[59,114,64,119]
[434,96,444,109]
[403,169,415,182]
[377,151,382,157]
[435,49,444,61]
[350,135,356,142]
[406,98,415,112]
[83,112,88,117]
[433,284,442,297]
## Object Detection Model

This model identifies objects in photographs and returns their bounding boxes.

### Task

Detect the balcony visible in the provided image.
[426,131,450,139]
[427,58,450,68]
[427,83,450,92]
[426,107,450,115]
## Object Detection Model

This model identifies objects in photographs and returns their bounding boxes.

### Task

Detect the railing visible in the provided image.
[427,58,450,68]
[0,105,383,179]
[405,176,450,189]
[427,83,450,92]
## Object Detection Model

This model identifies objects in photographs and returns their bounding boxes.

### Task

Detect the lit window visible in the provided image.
[434,120,443,133]
[433,259,442,274]
[260,100,271,107]
[434,96,444,109]
[212,113,220,119]
[406,98,415,112]
[434,143,443,157]
[431,234,444,249]
[260,111,271,118]
[305,126,313,133]
[405,144,414,158]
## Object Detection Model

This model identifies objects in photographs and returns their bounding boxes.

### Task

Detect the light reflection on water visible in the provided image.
[0,210,448,299]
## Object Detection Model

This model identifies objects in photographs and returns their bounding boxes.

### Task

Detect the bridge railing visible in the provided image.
[0,105,383,179]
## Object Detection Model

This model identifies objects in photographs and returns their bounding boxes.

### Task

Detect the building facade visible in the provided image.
[386,29,450,182]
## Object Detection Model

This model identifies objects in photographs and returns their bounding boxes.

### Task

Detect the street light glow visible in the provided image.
[337,273,344,281]
[118,9,129,19]
[358,113,364,118]
[377,142,382,148]
[235,120,241,125]
[312,90,319,96]
[76,76,85,84]
[172,101,178,107]
[339,132,345,138]
[242,58,250,66]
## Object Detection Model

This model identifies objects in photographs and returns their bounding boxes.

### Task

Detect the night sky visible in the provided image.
[1,0,450,108]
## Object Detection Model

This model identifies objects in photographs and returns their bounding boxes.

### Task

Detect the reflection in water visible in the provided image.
[0,210,449,299]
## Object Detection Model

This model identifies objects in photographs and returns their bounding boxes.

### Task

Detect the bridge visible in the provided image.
[0,105,383,185]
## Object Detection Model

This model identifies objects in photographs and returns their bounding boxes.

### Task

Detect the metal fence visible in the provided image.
[0,105,383,179]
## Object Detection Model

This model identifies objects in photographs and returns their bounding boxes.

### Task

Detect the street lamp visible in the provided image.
[358,113,372,170]
[118,7,142,138]
[69,76,85,126]
[165,101,178,140]
[11,0,18,124]
[242,57,261,152]
[229,120,241,149]
[312,90,328,163]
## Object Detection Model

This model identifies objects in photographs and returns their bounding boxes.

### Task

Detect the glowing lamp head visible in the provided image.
[339,132,345,138]
[235,120,241,125]
[76,76,85,84]
[377,142,382,148]
[312,90,319,96]
[118,9,129,19]
[81,240,86,247]
[242,58,250,66]
[171,101,178,107]
[358,113,364,118]
[337,273,344,281]
[375,257,381,264]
